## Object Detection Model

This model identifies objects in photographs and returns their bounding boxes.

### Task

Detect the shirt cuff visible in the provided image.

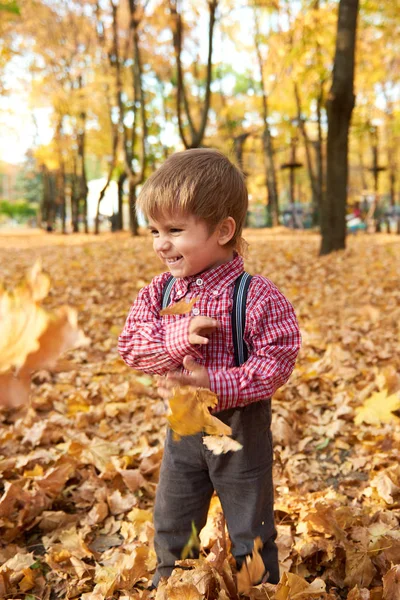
[164,317,203,363]
[208,369,239,411]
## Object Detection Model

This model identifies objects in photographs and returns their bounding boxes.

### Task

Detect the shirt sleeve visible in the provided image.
[118,278,202,375]
[208,278,301,411]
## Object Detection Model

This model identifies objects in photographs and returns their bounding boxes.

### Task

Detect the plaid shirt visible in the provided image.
[118,254,301,412]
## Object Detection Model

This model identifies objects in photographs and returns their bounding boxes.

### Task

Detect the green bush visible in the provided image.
[0,200,38,222]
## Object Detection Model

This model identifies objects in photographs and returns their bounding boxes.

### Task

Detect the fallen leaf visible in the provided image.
[202,435,243,455]
[354,390,400,426]
[236,537,265,594]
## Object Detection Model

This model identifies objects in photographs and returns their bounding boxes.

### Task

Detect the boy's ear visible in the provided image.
[217,217,236,246]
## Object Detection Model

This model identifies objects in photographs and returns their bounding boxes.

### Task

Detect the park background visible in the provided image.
[1,1,400,599]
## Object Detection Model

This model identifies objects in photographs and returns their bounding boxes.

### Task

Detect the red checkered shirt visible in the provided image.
[118,254,301,412]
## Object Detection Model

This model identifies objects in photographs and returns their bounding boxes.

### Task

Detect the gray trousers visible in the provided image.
[153,399,279,586]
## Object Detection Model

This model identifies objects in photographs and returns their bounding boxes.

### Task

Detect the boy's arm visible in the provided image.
[118,281,202,375]
[208,280,301,411]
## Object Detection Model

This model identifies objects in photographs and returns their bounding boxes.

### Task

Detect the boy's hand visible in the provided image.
[188,316,219,346]
[156,356,210,400]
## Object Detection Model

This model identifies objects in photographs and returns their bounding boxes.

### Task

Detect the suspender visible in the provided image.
[162,272,253,367]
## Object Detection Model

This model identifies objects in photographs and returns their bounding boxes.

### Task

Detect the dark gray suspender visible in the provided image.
[161,272,252,366]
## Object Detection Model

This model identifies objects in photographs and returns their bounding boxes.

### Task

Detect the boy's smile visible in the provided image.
[148,213,234,278]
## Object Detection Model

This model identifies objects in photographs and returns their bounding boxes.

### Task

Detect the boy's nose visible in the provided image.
[154,236,172,252]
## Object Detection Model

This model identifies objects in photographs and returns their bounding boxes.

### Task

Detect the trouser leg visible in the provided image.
[153,429,214,586]
[207,400,279,584]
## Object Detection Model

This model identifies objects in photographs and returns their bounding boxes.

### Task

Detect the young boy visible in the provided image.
[118,148,301,587]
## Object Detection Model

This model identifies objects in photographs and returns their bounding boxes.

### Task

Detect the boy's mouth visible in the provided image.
[165,256,183,265]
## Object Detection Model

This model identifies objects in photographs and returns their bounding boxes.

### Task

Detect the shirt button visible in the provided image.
[196,278,203,286]
[212,290,219,296]
[176,290,183,296]
[192,307,200,316]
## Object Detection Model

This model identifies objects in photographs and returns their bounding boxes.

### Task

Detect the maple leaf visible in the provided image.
[354,390,400,425]
[202,435,243,455]
[274,572,326,600]
[382,564,400,600]
[0,261,88,408]
[168,386,232,438]
[160,296,199,316]
[0,261,49,373]
[236,537,265,594]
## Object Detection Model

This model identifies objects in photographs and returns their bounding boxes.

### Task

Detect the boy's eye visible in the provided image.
[149,229,158,236]
[170,228,183,233]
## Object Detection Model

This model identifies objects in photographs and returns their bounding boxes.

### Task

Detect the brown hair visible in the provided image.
[137,148,248,252]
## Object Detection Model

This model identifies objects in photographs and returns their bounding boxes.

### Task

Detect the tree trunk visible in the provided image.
[294,83,320,226]
[315,87,324,226]
[116,0,148,238]
[77,104,89,233]
[55,117,67,234]
[117,171,126,231]
[71,156,79,232]
[254,10,279,227]
[170,0,218,148]
[233,133,250,173]
[129,180,138,235]
[320,0,359,255]
[46,173,57,232]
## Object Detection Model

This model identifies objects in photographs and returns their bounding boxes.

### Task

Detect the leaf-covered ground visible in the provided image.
[1,229,400,600]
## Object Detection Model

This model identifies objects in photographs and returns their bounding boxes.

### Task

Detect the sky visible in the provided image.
[0,55,53,164]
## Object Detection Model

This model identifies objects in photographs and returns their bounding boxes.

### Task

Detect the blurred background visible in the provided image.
[0,0,399,240]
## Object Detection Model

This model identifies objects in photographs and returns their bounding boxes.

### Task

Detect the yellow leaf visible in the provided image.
[236,537,265,594]
[160,296,199,316]
[202,435,243,455]
[18,567,36,592]
[23,464,44,478]
[0,262,88,408]
[168,386,232,438]
[0,262,49,373]
[354,390,400,425]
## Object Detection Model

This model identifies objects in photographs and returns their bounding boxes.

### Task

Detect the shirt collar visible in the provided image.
[173,254,244,298]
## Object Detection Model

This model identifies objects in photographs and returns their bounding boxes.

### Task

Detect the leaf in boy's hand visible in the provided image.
[160,296,199,316]
[203,435,243,455]
[168,386,232,438]
[236,537,265,594]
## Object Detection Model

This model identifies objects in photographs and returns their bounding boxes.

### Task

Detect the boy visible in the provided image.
[118,148,301,587]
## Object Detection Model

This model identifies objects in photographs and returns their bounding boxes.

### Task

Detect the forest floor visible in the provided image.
[1,229,400,600]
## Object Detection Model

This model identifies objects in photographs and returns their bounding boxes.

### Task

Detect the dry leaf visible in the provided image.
[354,389,400,426]
[382,565,400,600]
[202,435,243,455]
[236,537,265,594]
[160,296,199,316]
[0,262,88,408]
[0,261,49,373]
[274,572,326,600]
[168,386,231,438]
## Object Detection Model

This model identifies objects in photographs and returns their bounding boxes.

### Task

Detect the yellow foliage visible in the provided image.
[354,390,400,426]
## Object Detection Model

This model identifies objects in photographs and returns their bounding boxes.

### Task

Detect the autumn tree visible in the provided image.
[169,0,218,149]
[320,0,359,255]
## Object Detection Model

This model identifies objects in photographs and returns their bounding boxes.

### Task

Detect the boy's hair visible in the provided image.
[137,148,248,251]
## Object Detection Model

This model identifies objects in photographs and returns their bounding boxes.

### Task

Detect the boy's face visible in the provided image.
[148,213,234,278]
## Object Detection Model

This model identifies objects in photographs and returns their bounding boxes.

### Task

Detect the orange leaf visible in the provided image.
[160,296,199,316]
